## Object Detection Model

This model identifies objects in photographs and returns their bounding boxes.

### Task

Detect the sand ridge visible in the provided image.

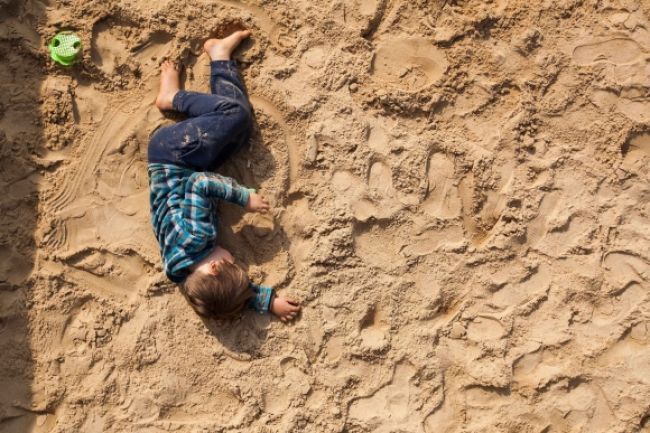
[1,0,650,432]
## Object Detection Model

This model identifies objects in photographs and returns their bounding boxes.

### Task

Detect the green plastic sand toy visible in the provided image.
[49,31,82,66]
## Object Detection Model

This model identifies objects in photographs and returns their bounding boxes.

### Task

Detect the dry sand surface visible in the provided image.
[1,0,650,432]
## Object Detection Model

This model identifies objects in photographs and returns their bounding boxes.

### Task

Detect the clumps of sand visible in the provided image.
[1,0,650,432]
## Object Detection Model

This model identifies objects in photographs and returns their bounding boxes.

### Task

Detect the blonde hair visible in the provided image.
[182,261,252,319]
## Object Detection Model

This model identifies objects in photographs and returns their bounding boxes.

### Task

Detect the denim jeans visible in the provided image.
[148,60,252,171]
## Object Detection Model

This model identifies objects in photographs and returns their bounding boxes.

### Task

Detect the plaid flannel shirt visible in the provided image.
[148,163,273,313]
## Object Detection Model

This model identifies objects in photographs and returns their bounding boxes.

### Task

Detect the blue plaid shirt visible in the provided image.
[148,163,273,313]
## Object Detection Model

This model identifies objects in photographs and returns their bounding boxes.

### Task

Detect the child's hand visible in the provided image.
[245,192,270,213]
[271,297,300,322]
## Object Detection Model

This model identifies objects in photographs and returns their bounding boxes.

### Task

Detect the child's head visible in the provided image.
[182,261,252,319]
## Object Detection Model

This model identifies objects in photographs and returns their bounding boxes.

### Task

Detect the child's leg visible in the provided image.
[210,60,247,97]
[147,98,250,171]
[148,31,253,171]
[172,61,251,119]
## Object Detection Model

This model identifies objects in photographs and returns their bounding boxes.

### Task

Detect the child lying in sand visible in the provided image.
[147,30,300,322]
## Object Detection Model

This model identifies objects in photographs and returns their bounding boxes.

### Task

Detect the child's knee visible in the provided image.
[230,102,252,130]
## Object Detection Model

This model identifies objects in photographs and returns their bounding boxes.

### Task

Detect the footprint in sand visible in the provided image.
[371,38,447,91]
[72,81,109,125]
[358,304,389,352]
[575,38,650,124]
[331,170,376,220]
[572,38,643,66]
[353,221,403,270]
[280,197,318,271]
[366,121,391,155]
[162,388,243,426]
[422,153,462,219]
[592,283,646,326]
[526,191,561,245]
[458,161,514,246]
[91,19,129,75]
[602,251,649,289]
[406,226,465,257]
[491,264,551,310]
[331,166,402,221]
[132,31,173,70]
[263,358,311,415]
[621,132,650,166]
[423,390,459,433]
[217,0,296,52]
[596,322,650,384]
[348,362,433,432]
[43,248,153,301]
[513,349,570,390]
[465,316,505,341]
[590,88,650,124]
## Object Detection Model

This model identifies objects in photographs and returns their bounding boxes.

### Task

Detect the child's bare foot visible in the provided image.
[203,30,251,61]
[155,60,180,111]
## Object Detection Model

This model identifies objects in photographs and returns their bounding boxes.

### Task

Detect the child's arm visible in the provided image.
[248,283,274,313]
[248,283,301,322]
[183,172,269,221]
[185,172,251,207]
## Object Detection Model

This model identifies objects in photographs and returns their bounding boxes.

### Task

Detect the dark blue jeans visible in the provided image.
[148,60,252,171]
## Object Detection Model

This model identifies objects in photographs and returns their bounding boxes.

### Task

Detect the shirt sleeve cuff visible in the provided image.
[248,283,274,313]
[236,187,251,208]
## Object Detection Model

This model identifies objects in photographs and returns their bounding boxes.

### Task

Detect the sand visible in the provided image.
[1,0,650,432]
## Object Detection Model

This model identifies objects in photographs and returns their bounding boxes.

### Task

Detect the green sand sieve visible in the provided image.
[49,31,82,66]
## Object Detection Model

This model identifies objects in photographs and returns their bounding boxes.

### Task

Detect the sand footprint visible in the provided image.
[422,152,461,219]
[458,161,514,246]
[353,221,403,270]
[602,251,649,289]
[592,283,646,326]
[371,38,447,91]
[46,248,153,301]
[402,225,465,257]
[280,197,318,272]
[465,316,505,341]
[217,0,296,51]
[621,132,650,167]
[331,166,401,221]
[526,191,560,245]
[358,304,390,352]
[131,31,174,71]
[491,264,551,310]
[263,357,311,415]
[573,38,643,66]
[513,349,568,390]
[596,322,649,383]
[91,19,129,75]
[348,362,425,432]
